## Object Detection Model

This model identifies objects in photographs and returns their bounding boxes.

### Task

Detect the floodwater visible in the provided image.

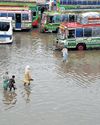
[0,29,100,125]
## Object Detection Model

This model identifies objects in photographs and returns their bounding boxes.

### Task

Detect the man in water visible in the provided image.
[61,46,68,62]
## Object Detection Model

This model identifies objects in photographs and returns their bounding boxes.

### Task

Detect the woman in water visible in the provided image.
[3,72,9,91]
[61,46,68,62]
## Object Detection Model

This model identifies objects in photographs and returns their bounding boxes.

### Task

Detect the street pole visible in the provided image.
[49,0,52,11]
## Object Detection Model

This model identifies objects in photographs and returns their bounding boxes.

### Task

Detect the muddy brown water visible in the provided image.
[0,29,100,125]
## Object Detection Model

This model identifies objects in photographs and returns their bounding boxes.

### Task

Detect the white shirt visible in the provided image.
[62,48,68,56]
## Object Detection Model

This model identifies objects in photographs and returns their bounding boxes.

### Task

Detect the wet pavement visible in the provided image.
[0,29,100,125]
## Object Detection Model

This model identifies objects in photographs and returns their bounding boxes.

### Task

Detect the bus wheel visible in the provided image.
[77,44,86,50]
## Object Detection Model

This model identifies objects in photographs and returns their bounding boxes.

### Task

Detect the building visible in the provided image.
[59,0,100,5]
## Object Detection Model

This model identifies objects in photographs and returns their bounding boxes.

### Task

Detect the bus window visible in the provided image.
[76,28,83,37]
[92,27,100,37]
[57,28,66,40]
[52,16,56,23]
[32,11,36,17]
[8,13,15,20]
[61,14,68,22]
[61,15,65,22]
[47,16,53,23]
[69,15,75,22]
[52,15,61,23]
[0,13,7,17]
[55,15,61,23]
[0,22,10,31]
[84,28,92,37]
[68,29,75,38]
[22,14,29,20]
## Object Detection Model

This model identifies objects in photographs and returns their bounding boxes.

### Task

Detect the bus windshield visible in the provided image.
[0,22,10,31]
[57,28,67,40]
[47,15,61,23]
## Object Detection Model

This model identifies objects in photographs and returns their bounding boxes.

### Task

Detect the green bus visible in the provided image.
[40,11,79,33]
[56,20,100,50]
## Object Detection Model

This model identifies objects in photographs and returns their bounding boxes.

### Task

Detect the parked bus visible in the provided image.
[0,6,32,30]
[0,1,39,27]
[56,21,100,50]
[40,9,100,33]
[40,11,78,33]
[0,17,13,44]
[40,11,61,33]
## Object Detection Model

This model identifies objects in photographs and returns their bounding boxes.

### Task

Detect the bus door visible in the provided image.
[15,13,21,30]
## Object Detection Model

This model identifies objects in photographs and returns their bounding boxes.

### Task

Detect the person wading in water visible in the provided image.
[23,65,33,86]
[3,72,9,91]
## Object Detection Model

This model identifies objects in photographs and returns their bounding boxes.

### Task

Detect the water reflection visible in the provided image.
[21,86,31,103]
[2,90,17,110]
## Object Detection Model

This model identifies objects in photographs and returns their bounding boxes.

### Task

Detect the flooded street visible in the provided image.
[0,29,100,125]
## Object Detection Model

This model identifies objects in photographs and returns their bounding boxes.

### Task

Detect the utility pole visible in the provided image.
[49,0,52,11]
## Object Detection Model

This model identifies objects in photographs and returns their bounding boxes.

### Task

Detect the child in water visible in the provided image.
[23,65,33,86]
[9,75,16,91]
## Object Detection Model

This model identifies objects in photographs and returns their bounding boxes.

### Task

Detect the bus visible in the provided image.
[40,11,78,33]
[0,17,13,44]
[0,6,32,30]
[0,1,39,27]
[56,21,100,50]
[40,11,61,33]
[40,8,100,33]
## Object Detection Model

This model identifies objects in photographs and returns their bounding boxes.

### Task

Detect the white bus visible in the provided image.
[0,6,32,30]
[0,17,13,44]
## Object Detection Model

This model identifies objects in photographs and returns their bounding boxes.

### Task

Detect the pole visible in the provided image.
[49,0,52,11]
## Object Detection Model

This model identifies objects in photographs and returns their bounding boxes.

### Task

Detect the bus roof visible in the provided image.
[0,6,29,11]
[60,22,100,29]
[60,8,100,12]
[0,1,36,7]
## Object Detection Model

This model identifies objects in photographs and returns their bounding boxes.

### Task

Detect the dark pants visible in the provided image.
[9,83,16,91]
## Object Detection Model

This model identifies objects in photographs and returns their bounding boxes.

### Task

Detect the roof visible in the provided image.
[60,22,100,29]
[0,6,29,11]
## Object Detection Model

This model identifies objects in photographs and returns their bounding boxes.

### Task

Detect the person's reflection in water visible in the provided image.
[23,86,31,103]
[3,90,17,105]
